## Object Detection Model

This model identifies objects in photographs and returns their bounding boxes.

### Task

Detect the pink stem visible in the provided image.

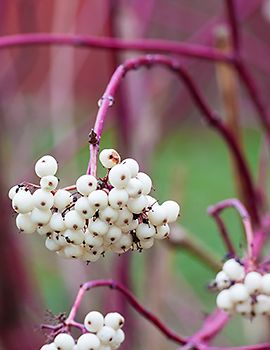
[86,54,259,226]
[208,199,254,260]
[65,279,187,346]
[0,33,232,62]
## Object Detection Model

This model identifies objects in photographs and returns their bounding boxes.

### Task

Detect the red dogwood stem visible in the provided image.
[65,279,187,346]
[87,54,259,225]
[208,199,254,260]
[0,33,232,62]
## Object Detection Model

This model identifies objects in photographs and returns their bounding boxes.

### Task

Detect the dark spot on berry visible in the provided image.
[83,210,87,214]
[88,182,93,186]
[109,155,113,159]
[41,201,46,206]
[121,175,125,180]
[111,238,115,241]
[93,251,97,255]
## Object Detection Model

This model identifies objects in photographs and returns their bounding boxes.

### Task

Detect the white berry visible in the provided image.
[161,200,180,223]
[16,213,37,234]
[108,188,129,209]
[244,271,262,294]
[88,218,109,236]
[155,224,170,240]
[40,175,59,191]
[31,208,52,225]
[222,259,245,281]
[49,213,66,232]
[97,326,116,345]
[88,190,108,209]
[127,195,147,214]
[262,273,270,295]
[54,333,75,350]
[216,289,233,311]
[111,329,125,348]
[64,210,85,230]
[99,149,121,168]
[108,164,131,189]
[76,175,97,196]
[75,197,96,219]
[12,190,34,213]
[121,158,139,177]
[229,283,249,303]
[136,223,155,240]
[84,311,104,333]
[53,190,72,210]
[136,172,152,194]
[35,155,58,178]
[148,205,168,226]
[33,189,54,210]
[77,333,100,350]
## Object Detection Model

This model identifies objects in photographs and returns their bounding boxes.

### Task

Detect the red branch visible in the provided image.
[87,54,259,225]
[65,279,187,346]
[0,33,232,62]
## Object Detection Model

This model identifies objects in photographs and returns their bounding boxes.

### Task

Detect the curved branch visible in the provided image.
[225,0,240,52]
[87,54,259,226]
[65,279,187,346]
[0,33,232,62]
[208,199,254,260]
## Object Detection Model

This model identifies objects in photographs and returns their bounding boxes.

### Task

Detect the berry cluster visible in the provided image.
[9,149,180,262]
[213,258,270,317]
[41,311,125,350]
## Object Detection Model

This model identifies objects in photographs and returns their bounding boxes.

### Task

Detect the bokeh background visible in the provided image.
[1,1,270,349]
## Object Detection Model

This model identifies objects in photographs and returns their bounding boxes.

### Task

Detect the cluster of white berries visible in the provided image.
[8,149,180,263]
[40,311,125,350]
[213,258,270,318]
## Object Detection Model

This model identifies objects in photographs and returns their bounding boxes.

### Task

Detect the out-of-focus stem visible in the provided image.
[208,199,254,260]
[65,279,187,345]
[210,213,236,255]
[168,225,222,272]
[87,54,259,226]
[214,26,245,204]
[0,33,232,62]
[224,0,240,52]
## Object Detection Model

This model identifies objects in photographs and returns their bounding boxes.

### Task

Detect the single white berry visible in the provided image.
[12,190,34,214]
[8,185,20,200]
[64,210,85,230]
[52,233,67,247]
[161,200,180,223]
[45,237,61,252]
[49,213,66,232]
[155,224,170,240]
[88,218,109,236]
[108,164,131,189]
[108,188,129,209]
[77,333,100,350]
[136,223,155,240]
[37,224,53,236]
[40,175,58,191]
[121,158,139,177]
[105,226,122,243]
[244,271,262,294]
[85,231,104,248]
[254,294,270,315]
[148,205,168,226]
[99,149,121,168]
[127,195,147,214]
[215,271,230,290]
[222,259,245,281]
[111,329,125,348]
[33,189,54,210]
[262,273,270,295]
[115,207,133,227]
[54,333,75,350]
[35,155,58,178]
[63,244,83,258]
[75,197,96,219]
[111,234,132,253]
[216,289,233,311]
[31,208,52,225]
[104,312,124,330]
[140,238,154,249]
[53,190,72,210]
[125,178,143,198]
[16,213,37,234]
[136,172,152,195]
[40,344,57,350]
[99,206,119,224]
[76,175,97,196]
[97,326,116,345]
[235,299,252,316]
[63,229,85,245]
[88,190,108,209]
[84,311,104,332]
[229,283,249,303]
[82,250,102,263]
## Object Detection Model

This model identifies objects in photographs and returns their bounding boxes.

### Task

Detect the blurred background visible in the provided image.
[1,0,270,349]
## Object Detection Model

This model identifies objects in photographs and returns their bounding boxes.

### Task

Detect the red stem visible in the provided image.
[87,54,259,225]
[65,279,187,346]
[208,199,254,260]
[225,0,240,52]
[0,33,232,62]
